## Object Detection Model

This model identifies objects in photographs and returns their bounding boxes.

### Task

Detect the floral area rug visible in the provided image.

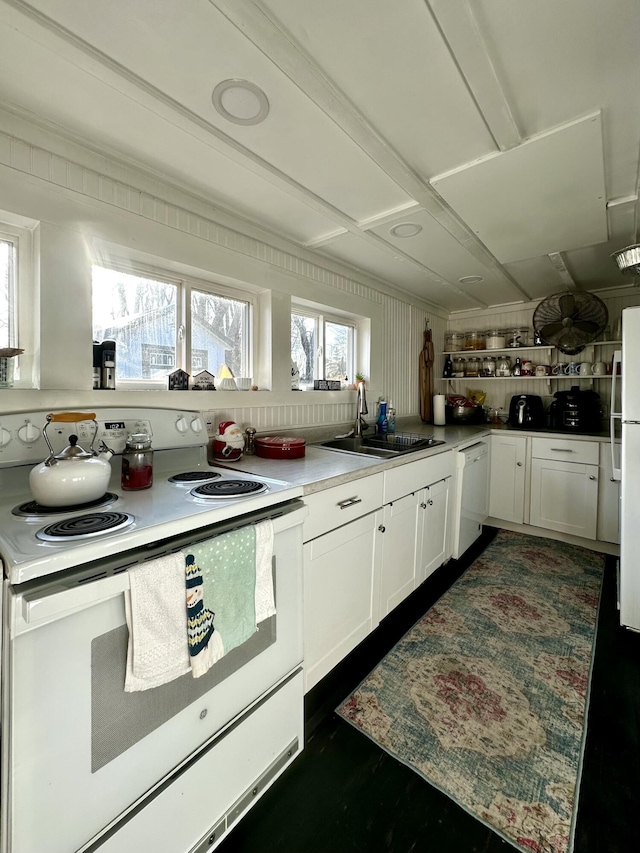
[336,530,604,853]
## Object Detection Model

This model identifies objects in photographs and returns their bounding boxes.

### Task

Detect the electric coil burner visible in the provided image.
[168,471,221,484]
[190,479,268,499]
[36,511,135,542]
[12,492,118,518]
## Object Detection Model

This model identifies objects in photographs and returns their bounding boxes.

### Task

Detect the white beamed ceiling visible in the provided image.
[0,0,638,310]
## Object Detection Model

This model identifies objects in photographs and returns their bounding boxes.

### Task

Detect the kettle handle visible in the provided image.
[47,412,96,423]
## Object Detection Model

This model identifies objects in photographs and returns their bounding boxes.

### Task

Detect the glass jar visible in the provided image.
[465,356,481,377]
[452,356,466,378]
[485,329,506,349]
[464,330,486,351]
[481,356,496,377]
[495,355,512,377]
[121,433,154,490]
[445,331,465,352]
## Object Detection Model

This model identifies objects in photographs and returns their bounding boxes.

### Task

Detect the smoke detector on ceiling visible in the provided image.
[212,79,270,125]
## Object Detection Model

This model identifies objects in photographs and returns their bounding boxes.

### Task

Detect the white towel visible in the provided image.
[255,519,276,621]
[124,552,191,692]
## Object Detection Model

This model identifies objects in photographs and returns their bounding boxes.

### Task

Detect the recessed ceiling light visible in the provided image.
[389,222,422,238]
[212,79,270,125]
[458,275,484,284]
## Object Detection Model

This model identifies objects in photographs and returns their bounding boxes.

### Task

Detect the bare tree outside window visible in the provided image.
[291,314,316,383]
[1,239,15,348]
[191,290,247,378]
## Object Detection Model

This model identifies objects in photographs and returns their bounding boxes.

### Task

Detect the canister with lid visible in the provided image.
[445,331,465,352]
[464,330,486,351]
[496,355,512,377]
[465,356,481,377]
[121,433,153,490]
[481,356,496,377]
[452,356,466,378]
[486,329,506,349]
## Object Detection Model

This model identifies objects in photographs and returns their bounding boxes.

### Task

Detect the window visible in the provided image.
[291,307,356,386]
[0,237,16,348]
[92,264,251,386]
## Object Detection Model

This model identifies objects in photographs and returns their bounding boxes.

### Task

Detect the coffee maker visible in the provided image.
[93,339,116,389]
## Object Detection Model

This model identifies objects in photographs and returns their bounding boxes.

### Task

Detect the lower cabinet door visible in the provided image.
[303,513,379,692]
[529,458,598,539]
[489,434,527,524]
[417,478,450,583]
[377,492,420,619]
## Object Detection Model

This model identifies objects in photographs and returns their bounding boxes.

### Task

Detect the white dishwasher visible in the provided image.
[453,441,490,559]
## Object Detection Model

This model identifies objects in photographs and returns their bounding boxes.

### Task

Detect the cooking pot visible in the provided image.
[255,435,306,459]
[445,404,484,424]
[29,412,114,506]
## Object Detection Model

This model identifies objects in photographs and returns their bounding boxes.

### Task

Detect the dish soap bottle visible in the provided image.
[387,402,396,434]
[377,399,388,434]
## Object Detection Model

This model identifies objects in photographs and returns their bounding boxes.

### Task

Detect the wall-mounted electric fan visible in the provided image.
[532,291,608,355]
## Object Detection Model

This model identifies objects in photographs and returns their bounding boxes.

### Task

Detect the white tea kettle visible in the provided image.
[29,412,114,507]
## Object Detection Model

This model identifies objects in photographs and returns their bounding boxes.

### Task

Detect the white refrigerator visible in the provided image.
[611,305,640,631]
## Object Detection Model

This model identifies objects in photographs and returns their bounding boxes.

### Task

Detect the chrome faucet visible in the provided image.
[354,380,368,437]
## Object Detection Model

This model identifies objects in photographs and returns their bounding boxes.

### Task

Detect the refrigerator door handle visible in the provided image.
[610,349,622,481]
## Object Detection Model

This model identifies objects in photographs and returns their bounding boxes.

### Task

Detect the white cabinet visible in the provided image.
[417,477,451,581]
[529,438,599,539]
[376,492,420,618]
[489,433,527,523]
[597,441,621,543]
[302,472,384,692]
[378,451,454,619]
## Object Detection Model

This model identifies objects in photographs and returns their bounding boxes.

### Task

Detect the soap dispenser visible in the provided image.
[376,399,388,434]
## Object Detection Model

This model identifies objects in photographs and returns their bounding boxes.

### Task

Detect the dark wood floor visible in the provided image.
[217,529,640,853]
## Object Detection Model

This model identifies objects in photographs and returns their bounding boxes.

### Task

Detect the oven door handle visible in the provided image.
[19,572,131,630]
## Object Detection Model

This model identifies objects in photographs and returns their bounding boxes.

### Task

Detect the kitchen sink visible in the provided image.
[318,432,446,458]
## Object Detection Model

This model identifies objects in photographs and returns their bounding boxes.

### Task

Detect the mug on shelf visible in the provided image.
[551,363,565,375]
[535,364,550,376]
[579,362,591,376]
[592,362,608,376]
[564,362,580,375]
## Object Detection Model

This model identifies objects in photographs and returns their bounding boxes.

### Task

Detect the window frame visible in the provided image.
[0,217,35,388]
[92,259,254,390]
[291,303,357,386]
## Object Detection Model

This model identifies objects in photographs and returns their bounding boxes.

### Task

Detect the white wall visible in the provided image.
[0,111,446,431]
[442,292,640,417]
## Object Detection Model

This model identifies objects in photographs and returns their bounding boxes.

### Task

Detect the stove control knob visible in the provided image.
[0,426,11,448]
[190,416,204,433]
[17,422,40,444]
[175,416,189,434]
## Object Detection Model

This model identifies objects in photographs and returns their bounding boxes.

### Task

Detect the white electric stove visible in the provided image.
[0,408,306,853]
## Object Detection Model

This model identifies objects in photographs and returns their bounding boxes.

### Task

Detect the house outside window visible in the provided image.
[291,308,356,387]
[92,264,251,387]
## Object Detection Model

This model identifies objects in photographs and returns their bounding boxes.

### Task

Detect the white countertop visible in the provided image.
[216,421,615,495]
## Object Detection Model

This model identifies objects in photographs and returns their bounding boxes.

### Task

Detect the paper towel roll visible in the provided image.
[433,395,446,426]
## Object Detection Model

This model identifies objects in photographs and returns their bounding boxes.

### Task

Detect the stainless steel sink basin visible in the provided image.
[318,433,446,458]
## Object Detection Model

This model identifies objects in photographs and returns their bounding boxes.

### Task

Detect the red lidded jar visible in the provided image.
[121,433,154,490]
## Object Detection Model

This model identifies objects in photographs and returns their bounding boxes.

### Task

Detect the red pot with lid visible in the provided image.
[255,435,306,459]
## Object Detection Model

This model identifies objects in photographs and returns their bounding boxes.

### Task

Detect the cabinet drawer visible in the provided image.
[383,450,454,503]
[303,472,384,541]
[531,437,598,465]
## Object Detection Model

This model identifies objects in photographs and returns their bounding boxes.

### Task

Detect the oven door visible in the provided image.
[2,504,305,853]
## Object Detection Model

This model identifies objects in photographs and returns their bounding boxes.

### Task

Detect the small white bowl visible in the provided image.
[236,377,252,390]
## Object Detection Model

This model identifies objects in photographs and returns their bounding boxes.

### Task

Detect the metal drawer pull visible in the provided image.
[337,496,362,509]
[550,448,574,452]
[589,475,597,480]
[517,462,523,467]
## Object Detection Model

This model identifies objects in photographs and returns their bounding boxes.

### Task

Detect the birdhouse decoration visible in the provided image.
[192,370,216,391]
[168,368,190,390]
